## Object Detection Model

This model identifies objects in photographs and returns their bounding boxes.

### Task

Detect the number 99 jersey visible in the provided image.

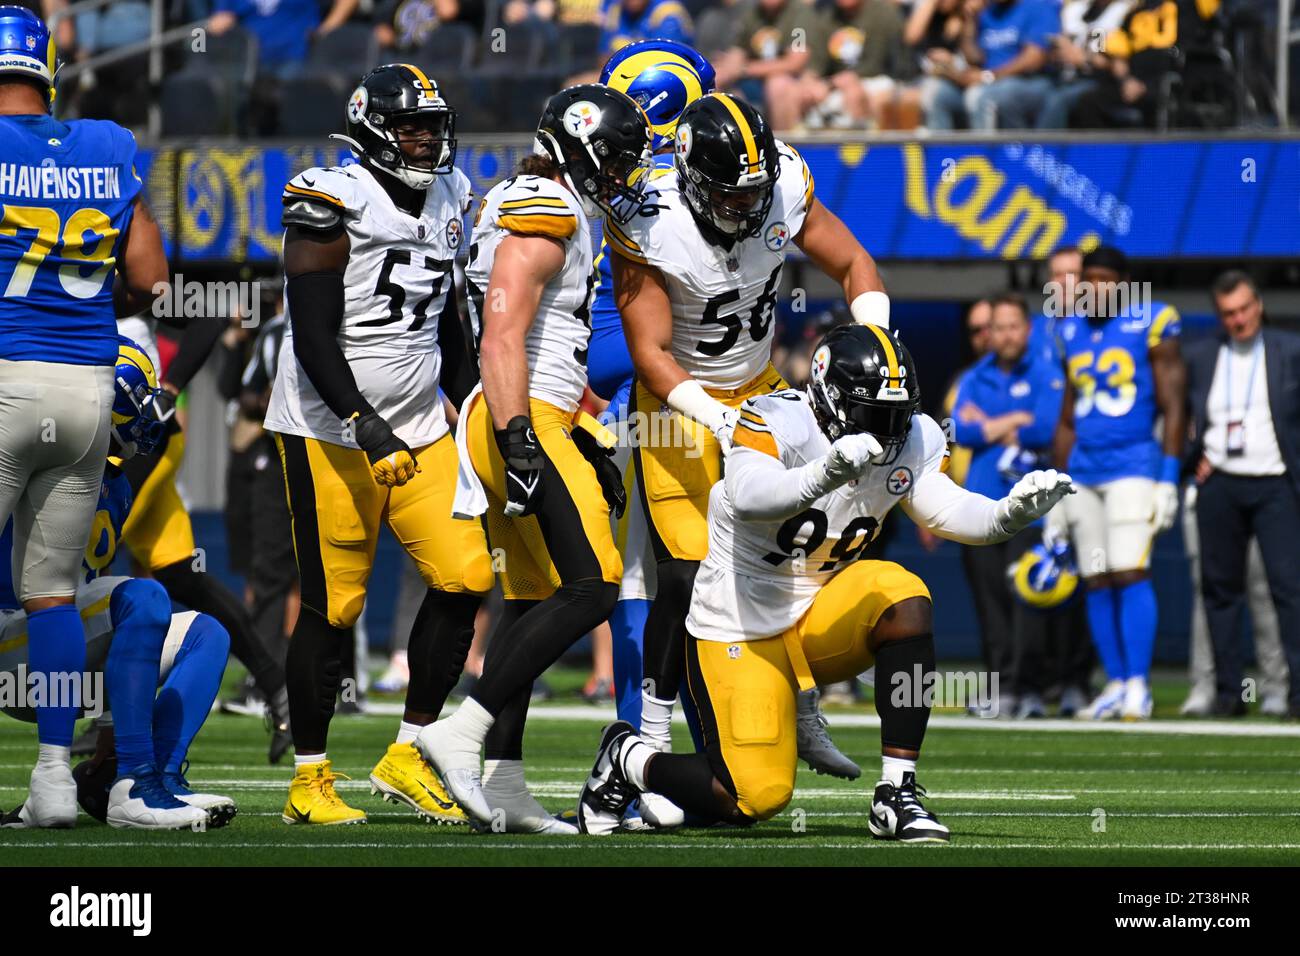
[464,175,595,413]
[603,141,814,390]
[265,162,471,448]
[686,390,949,644]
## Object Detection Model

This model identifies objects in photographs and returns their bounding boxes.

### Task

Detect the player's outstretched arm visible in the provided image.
[903,468,1075,545]
[726,433,883,522]
[793,197,889,329]
[114,196,169,317]
[615,252,736,438]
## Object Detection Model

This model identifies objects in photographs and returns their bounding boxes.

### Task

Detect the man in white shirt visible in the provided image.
[1185,271,1300,719]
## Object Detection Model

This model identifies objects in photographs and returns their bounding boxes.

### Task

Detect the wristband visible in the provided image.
[1159,455,1180,485]
[849,291,890,329]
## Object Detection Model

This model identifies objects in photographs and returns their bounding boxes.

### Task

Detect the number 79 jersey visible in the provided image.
[687,390,949,644]
[604,141,815,390]
[265,162,470,449]
[464,175,595,413]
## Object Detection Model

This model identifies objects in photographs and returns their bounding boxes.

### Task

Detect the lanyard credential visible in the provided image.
[1224,336,1263,418]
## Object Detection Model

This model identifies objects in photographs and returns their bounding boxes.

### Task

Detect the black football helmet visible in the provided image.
[333,63,456,189]
[535,84,653,224]
[673,92,780,246]
[807,325,920,463]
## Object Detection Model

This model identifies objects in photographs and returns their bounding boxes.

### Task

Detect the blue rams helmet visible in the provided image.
[600,39,715,151]
[112,336,167,458]
[1009,534,1080,610]
[0,5,58,108]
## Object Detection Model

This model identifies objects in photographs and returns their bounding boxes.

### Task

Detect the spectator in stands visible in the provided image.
[798,0,909,129]
[1035,0,1132,128]
[1070,0,1222,128]
[924,0,1058,130]
[208,0,359,78]
[374,0,485,52]
[599,0,692,54]
[953,294,1065,717]
[899,0,970,130]
[503,0,557,24]
[713,0,818,128]
[1184,271,1300,718]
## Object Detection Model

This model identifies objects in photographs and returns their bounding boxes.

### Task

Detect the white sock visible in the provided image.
[621,738,654,791]
[36,744,70,769]
[1125,675,1148,689]
[881,755,915,788]
[446,697,494,748]
[482,758,526,797]
[395,721,422,745]
[295,752,326,769]
[640,692,674,751]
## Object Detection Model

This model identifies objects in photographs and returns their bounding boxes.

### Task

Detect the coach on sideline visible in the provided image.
[1185,271,1300,719]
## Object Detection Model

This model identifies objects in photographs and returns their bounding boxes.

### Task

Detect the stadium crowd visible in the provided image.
[17,0,1285,135]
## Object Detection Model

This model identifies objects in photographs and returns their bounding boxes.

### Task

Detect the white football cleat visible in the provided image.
[164,771,237,828]
[796,688,861,779]
[414,719,492,824]
[636,790,685,829]
[482,762,578,835]
[1120,677,1153,721]
[107,772,210,830]
[576,721,640,836]
[1,761,78,828]
[868,772,950,843]
[1077,680,1126,720]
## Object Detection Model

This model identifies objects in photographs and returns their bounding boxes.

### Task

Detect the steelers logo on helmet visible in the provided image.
[675,122,692,160]
[563,101,603,138]
[811,345,831,383]
[764,220,790,252]
[347,85,368,124]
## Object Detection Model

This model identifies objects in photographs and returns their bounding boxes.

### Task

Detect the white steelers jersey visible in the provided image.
[265,161,471,448]
[687,391,949,643]
[464,174,595,412]
[604,140,815,390]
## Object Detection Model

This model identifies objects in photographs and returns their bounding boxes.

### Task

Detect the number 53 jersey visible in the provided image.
[604,141,814,390]
[687,390,949,644]
[266,162,471,449]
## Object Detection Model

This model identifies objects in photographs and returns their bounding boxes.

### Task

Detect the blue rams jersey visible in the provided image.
[0,115,143,366]
[588,158,676,401]
[600,0,693,53]
[1058,301,1180,484]
[0,465,131,611]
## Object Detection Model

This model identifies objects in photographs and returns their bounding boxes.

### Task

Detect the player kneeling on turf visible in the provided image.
[577,326,1074,841]
[0,339,235,830]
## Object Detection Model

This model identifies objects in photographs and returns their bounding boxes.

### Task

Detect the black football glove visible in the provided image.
[495,415,545,517]
[352,411,419,487]
[571,424,626,520]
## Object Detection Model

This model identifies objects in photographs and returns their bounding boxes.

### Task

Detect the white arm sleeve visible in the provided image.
[725,446,837,522]
[901,470,1016,545]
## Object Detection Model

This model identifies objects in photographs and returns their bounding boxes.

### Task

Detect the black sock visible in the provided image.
[404,588,483,722]
[285,607,346,754]
[873,633,936,753]
[482,599,539,761]
[645,752,749,825]
[641,560,697,701]
[153,560,285,695]
[474,579,616,715]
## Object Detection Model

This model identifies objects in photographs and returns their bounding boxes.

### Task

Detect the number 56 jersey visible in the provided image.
[686,390,949,644]
[603,142,814,390]
[265,162,471,449]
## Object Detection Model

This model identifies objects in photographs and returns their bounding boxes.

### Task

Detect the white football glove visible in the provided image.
[712,406,741,452]
[822,433,885,487]
[997,469,1076,533]
[1152,481,1180,532]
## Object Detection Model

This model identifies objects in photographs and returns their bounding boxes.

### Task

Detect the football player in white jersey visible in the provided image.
[264,65,494,826]
[576,326,1076,841]
[605,91,894,773]
[414,85,653,831]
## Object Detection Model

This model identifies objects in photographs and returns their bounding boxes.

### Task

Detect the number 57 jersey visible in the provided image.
[687,390,949,644]
[265,162,471,449]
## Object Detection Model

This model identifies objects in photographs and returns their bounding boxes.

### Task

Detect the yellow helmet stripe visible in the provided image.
[864,323,900,381]
[400,63,437,96]
[711,93,758,171]
[118,342,159,388]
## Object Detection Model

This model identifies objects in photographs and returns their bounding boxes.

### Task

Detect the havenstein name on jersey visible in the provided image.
[0,163,126,200]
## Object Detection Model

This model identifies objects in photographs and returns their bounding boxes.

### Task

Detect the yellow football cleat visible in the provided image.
[282,760,367,825]
[369,742,468,825]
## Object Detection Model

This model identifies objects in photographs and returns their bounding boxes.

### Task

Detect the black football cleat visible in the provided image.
[576,721,640,836]
[868,771,950,843]
[72,755,118,823]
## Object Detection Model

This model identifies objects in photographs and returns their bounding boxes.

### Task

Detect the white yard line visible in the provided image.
[0,840,1297,851]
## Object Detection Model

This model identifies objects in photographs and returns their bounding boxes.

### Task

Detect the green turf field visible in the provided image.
[2,670,1298,867]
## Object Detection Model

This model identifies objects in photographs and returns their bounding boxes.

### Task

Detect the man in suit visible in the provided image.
[1185,271,1300,718]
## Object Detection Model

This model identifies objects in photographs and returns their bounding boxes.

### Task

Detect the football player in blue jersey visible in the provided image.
[1051,245,1187,721]
[0,6,168,828]
[0,338,235,829]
